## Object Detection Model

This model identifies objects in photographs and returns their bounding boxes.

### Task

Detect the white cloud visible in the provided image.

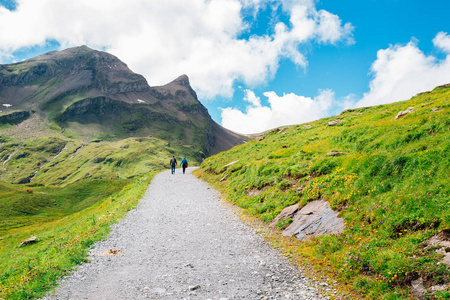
[0,0,353,99]
[221,89,335,134]
[243,89,262,106]
[222,32,450,135]
[433,31,450,53]
[356,36,450,107]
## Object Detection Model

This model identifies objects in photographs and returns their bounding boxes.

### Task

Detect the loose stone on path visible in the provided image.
[42,168,336,299]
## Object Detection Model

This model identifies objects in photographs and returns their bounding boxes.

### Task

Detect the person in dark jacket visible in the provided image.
[170,156,177,174]
[180,157,188,174]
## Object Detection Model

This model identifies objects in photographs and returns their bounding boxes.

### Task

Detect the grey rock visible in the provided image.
[223,160,239,170]
[282,200,345,241]
[328,119,343,126]
[395,107,414,120]
[188,285,201,291]
[269,204,299,228]
[326,152,347,156]
[411,278,426,297]
[19,236,38,247]
[424,230,450,266]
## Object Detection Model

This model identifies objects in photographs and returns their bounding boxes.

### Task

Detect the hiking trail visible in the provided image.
[43,168,336,299]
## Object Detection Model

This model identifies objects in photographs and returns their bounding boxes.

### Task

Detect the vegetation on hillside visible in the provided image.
[0,46,247,299]
[0,133,199,299]
[0,175,153,299]
[196,85,450,299]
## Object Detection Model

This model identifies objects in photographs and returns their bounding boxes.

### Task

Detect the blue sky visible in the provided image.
[1,0,450,133]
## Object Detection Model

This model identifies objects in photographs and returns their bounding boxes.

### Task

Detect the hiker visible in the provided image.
[180,157,188,174]
[169,156,177,174]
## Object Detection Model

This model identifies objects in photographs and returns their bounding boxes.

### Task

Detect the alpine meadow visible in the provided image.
[0,46,246,299]
[196,84,450,299]
[0,44,449,300]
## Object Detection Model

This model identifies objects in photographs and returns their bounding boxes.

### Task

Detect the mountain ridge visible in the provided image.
[0,45,247,156]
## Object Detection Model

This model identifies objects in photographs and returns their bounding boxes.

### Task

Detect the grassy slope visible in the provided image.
[0,176,153,299]
[0,133,199,299]
[195,85,450,299]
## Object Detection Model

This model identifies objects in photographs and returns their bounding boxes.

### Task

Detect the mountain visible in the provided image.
[0,45,246,156]
[196,84,450,298]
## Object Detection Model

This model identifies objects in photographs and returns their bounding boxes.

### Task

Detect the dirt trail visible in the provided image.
[43,168,332,299]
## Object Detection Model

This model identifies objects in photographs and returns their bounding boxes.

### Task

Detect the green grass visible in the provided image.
[0,136,201,185]
[195,85,450,299]
[0,175,153,299]
[0,132,201,299]
[0,179,128,236]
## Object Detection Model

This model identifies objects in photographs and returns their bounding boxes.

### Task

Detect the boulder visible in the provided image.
[281,200,345,241]
[328,119,343,126]
[223,160,239,170]
[269,204,299,228]
[303,125,312,130]
[431,107,441,113]
[411,278,426,298]
[424,230,450,266]
[247,189,261,197]
[19,236,38,247]
[395,107,414,120]
[326,152,347,156]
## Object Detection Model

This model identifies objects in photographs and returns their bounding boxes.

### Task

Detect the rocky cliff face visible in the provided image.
[0,46,247,156]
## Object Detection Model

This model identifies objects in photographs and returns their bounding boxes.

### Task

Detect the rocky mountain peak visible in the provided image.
[169,74,191,87]
[0,46,247,156]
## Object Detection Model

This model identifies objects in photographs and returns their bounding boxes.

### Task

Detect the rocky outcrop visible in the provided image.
[19,236,38,247]
[395,107,414,120]
[0,111,30,124]
[328,119,343,126]
[223,160,239,170]
[424,230,450,266]
[273,200,345,241]
[326,151,347,156]
[269,204,299,228]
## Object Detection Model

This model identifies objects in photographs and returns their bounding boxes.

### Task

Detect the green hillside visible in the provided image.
[0,134,198,299]
[0,46,246,299]
[0,46,246,156]
[196,84,450,299]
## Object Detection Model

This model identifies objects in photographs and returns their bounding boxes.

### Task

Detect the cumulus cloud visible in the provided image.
[356,34,450,107]
[0,0,353,98]
[223,32,450,134]
[221,89,335,134]
[433,31,450,53]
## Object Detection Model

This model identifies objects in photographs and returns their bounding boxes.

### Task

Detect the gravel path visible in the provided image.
[43,168,333,300]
